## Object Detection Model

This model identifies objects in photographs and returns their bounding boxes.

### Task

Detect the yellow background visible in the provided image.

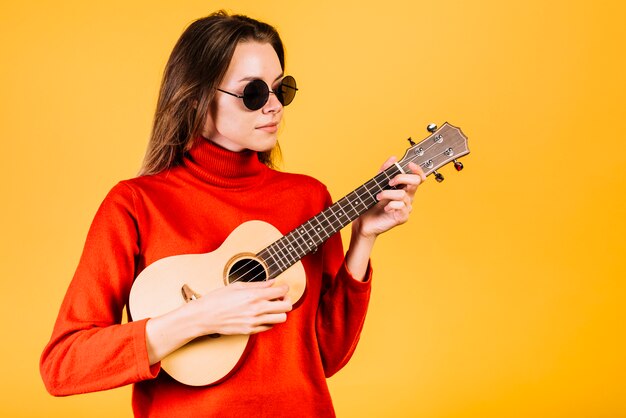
[1,0,625,417]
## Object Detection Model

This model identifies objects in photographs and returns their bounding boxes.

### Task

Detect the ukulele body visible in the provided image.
[129,220,306,386]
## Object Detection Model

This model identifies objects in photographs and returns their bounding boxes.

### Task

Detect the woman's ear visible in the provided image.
[200,104,216,139]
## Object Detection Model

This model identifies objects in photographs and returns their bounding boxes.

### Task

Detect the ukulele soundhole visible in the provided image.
[226,256,268,284]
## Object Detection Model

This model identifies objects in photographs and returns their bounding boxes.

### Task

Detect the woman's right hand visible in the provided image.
[190,280,292,336]
[145,280,292,365]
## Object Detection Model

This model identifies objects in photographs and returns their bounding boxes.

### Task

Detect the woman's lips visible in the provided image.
[256,122,278,133]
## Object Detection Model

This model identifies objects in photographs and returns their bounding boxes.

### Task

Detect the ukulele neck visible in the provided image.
[258,163,405,278]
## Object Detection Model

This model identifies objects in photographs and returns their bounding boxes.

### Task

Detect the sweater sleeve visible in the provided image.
[315,189,373,377]
[40,183,159,396]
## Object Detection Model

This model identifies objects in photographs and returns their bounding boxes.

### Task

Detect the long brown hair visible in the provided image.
[139,11,285,176]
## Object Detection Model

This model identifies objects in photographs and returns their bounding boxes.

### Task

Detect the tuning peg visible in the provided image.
[434,171,444,182]
[454,159,464,171]
[427,123,437,133]
[407,137,416,146]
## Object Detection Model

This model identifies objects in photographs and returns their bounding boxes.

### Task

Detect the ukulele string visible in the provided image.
[227,210,351,285]
[229,193,373,284]
[403,139,445,172]
[228,147,451,285]
[405,131,463,175]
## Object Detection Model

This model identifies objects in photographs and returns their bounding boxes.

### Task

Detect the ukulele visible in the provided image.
[129,122,470,386]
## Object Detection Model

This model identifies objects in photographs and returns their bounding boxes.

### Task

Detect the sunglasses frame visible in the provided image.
[216,76,298,111]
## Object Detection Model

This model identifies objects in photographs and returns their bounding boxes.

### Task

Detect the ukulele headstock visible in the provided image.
[399,123,469,182]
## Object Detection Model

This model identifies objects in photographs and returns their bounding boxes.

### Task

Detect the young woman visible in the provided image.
[40,11,425,417]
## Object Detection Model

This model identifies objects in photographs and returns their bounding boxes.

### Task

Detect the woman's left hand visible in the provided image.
[352,156,426,239]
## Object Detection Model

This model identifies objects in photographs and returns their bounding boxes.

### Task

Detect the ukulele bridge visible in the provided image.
[181,284,201,302]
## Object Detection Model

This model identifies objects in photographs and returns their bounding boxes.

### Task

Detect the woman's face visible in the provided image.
[202,41,284,153]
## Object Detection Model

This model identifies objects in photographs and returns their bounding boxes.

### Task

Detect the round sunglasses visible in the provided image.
[216,75,298,111]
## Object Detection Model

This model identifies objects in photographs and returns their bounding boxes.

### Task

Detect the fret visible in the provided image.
[282,234,301,261]
[318,215,333,239]
[334,200,352,224]
[307,217,328,245]
[282,231,302,259]
[319,207,340,236]
[317,210,335,236]
[258,246,275,277]
[326,205,340,227]
[266,242,287,275]
[352,186,371,210]
[361,179,380,204]
[305,218,322,244]
[345,191,360,217]
[275,239,297,267]
[294,226,314,253]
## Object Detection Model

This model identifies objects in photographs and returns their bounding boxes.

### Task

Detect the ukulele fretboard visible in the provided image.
[258,163,404,278]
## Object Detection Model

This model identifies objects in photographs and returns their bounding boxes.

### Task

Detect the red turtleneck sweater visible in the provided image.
[40,139,372,417]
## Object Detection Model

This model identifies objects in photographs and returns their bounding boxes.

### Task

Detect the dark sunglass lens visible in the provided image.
[243,79,269,110]
[278,76,297,106]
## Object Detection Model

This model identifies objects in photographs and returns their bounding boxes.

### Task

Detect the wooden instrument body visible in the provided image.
[128,220,306,386]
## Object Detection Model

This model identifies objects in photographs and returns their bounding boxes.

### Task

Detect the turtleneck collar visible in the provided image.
[183,137,268,189]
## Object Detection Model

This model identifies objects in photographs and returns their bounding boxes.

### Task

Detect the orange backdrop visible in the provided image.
[1,0,625,417]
